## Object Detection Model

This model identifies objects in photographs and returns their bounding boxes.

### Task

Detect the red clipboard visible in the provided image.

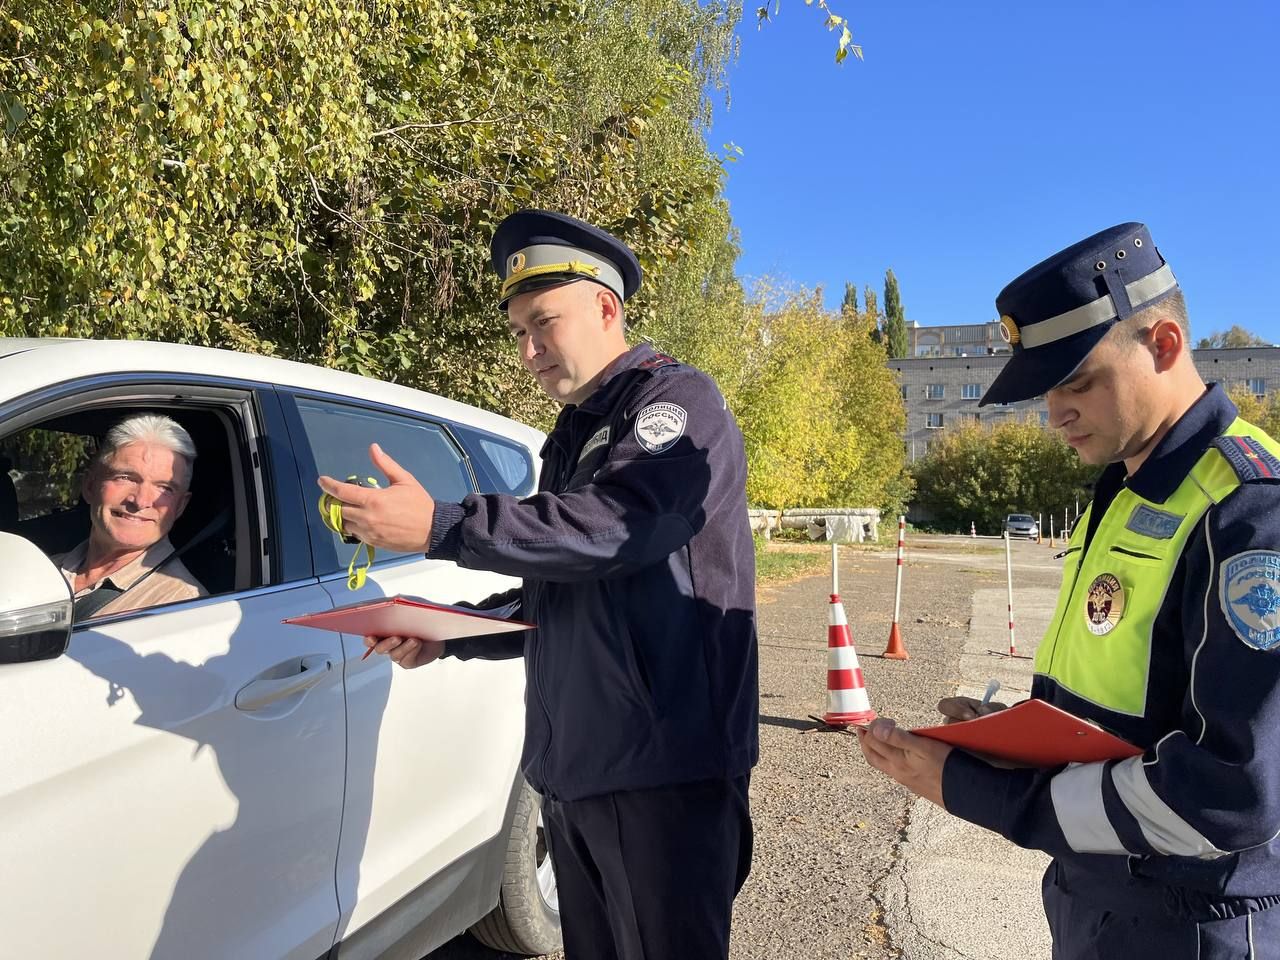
[912,699,1143,767]
[284,596,535,642]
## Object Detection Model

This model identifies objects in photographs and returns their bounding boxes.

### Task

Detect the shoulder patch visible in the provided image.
[1220,550,1280,651]
[1213,435,1280,483]
[634,402,687,454]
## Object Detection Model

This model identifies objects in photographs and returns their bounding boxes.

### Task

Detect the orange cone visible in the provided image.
[883,621,909,660]
[882,514,910,659]
[822,592,876,726]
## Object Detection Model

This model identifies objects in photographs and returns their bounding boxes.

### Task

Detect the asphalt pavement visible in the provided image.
[879,537,1057,959]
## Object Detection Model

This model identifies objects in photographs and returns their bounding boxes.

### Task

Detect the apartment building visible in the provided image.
[889,346,1280,461]
[907,319,1011,358]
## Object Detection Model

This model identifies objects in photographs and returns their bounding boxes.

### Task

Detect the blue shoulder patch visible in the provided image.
[1220,550,1280,651]
[1212,435,1280,483]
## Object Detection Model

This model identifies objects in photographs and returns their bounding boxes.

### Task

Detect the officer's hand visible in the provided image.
[856,718,952,808]
[938,696,1009,724]
[363,634,446,669]
[317,444,436,554]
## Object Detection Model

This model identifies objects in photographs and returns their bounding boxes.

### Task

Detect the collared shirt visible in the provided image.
[53,537,207,618]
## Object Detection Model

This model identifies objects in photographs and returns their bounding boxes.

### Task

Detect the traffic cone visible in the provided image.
[822,593,876,726]
[882,515,910,660]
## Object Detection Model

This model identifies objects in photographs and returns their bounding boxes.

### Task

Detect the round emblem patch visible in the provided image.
[1085,573,1125,636]
[634,402,687,454]
[1219,550,1280,651]
[999,315,1020,345]
[508,251,526,274]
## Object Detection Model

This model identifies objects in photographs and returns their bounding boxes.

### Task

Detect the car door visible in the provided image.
[280,393,528,938]
[0,382,347,960]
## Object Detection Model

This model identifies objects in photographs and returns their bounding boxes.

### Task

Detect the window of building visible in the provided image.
[1247,377,1266,396]
[961,383,981,401]
[1039,411,1050,426]
[901,385,908,399]
[925,383,945,400]
[926,413,945,429]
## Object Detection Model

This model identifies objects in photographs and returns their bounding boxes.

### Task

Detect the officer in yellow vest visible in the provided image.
[858,222,1280,958]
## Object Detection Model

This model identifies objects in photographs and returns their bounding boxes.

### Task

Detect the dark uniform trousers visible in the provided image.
[1044,862,1280,959]
[542,776,753,960]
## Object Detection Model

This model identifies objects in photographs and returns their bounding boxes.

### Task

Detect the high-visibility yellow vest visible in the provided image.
[1035,418,1280,717]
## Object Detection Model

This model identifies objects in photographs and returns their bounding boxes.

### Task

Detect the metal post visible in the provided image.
[1005,530,1017,657]
[893,516,905,628]
[831,542,838,597]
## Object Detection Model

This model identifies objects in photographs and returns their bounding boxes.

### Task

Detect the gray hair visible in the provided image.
[93,414,197,487]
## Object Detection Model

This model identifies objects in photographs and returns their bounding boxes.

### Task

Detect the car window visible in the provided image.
[0,428,96,530]
[1,403,261,615]
[293,398,474,573]
[452,422,536,496]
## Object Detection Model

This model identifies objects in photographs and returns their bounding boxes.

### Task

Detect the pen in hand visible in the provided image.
[980,678,1001,708]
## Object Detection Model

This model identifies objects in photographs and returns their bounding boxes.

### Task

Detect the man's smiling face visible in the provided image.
[83,441,191,555]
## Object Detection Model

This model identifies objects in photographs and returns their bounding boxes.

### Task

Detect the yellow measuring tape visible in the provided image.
[317,475,378,590]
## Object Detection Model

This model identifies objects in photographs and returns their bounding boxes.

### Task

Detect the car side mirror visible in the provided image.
[0,532,74,663]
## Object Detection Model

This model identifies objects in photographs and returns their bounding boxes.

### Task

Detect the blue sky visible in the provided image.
[708,1,1280,343]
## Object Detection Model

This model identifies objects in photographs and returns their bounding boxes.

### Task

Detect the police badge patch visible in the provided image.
[634,402,687,454]
[1220,550,1280,651]
[1085,573,1125,636]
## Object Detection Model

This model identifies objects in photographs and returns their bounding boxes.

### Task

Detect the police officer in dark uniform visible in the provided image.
[857,223,1280,958]
[318,210,759,960]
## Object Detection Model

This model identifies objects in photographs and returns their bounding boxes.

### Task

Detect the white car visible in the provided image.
[0,338,560,959]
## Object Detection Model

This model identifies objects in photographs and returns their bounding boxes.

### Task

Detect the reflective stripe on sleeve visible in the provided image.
[1050,762,1129,854]
[1110,756,1229,859]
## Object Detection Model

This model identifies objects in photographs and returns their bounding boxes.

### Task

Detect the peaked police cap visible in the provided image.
[981,222,1179,406]
[490,210,642,310]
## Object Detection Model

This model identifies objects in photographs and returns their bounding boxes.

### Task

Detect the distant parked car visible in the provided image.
[1004,513,1039,539]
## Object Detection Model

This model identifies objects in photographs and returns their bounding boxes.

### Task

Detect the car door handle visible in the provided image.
[235,655,332,712]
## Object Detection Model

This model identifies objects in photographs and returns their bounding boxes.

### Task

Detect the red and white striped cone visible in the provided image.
[822,593,876,726]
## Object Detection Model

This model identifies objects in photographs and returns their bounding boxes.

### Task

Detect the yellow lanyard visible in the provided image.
[317,475,378,590]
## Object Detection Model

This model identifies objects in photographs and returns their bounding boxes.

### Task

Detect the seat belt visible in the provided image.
[71,507,234,622]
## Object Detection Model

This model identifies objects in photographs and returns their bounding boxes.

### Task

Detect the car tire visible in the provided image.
[470,779,562,956]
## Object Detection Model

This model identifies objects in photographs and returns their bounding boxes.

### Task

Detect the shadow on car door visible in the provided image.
[37,585,364,960]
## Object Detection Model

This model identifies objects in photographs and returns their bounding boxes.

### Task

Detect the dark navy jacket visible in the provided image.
[944,385,1280,919]
[428,343,759,801]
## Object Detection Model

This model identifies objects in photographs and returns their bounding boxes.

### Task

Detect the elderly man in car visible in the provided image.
[54,414,207,619]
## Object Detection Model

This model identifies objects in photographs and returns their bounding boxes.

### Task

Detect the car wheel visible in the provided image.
[470,779,562,956]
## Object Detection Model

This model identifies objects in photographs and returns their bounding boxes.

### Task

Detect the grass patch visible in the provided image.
[754,538,834,584]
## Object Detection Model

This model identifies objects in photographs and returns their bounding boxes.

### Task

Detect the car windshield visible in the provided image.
[1007,515,1033,522]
